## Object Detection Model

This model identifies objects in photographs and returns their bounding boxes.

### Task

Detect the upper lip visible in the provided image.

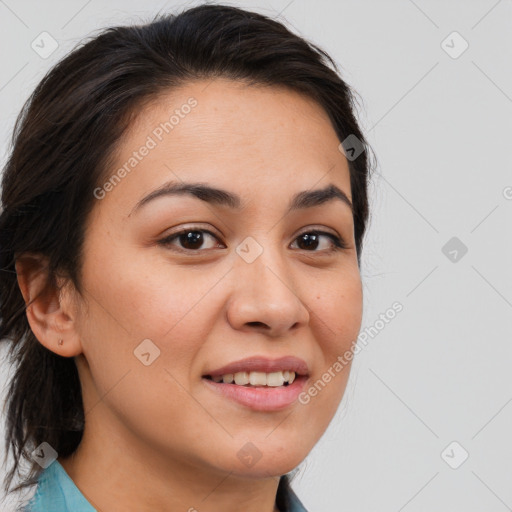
[204,356,309,377]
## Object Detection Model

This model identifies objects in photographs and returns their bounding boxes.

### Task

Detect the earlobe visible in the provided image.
[15,253,83,358]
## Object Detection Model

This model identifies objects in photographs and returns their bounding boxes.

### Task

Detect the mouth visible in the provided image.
[201,356,310,411]
[203,369,297,387]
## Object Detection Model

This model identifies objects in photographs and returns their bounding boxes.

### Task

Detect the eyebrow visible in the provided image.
[129,180,353,216]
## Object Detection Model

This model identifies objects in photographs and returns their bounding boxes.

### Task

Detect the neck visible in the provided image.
[58,408,282,511]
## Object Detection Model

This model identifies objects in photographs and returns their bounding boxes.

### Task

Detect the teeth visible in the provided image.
[266,371,285,387]
[234,371,249,385]
[210,370,296,386]
[249,371,267,386]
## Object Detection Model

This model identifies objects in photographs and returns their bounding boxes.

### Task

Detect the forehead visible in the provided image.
[96,78,351,217]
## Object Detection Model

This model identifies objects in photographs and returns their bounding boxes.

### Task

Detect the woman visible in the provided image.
[0,4,375,511]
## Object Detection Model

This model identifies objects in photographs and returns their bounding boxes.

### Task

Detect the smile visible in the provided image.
[202,373,308,411]
[204,370,296,387]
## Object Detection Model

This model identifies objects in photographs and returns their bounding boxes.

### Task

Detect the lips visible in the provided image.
[203,355,309,378]
[201,356,310,411]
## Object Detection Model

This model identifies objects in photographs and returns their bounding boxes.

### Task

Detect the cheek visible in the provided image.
[79,242,230,378]
[306,270,362,413]
[75,253,222,443]
[316,268,363,356]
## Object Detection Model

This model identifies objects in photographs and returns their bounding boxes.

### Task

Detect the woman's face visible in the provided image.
[70,78,363,478]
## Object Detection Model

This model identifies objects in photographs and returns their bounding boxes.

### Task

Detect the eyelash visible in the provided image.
[157,227,347,254]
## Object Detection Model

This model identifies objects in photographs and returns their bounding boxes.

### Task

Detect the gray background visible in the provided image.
[1,0,511,510]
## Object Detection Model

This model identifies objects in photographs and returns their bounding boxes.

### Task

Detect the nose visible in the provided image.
[226,243,310,338]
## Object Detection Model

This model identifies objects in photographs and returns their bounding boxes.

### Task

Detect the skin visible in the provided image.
[16,78,363,512]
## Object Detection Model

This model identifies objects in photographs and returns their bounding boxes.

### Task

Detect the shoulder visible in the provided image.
[22,460,96,512]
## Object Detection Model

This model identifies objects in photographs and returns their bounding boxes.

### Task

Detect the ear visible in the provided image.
[15,253,83,358]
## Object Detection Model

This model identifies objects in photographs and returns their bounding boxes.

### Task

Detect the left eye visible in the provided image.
[158,228,345,253]
[291,230,345,252]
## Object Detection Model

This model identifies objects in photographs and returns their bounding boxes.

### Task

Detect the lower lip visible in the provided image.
[202,375,308,411]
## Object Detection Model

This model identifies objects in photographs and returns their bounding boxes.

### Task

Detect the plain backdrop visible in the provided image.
[1,0,511,510]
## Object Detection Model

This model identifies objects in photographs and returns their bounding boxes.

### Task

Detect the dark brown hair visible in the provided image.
[0,3,375,506]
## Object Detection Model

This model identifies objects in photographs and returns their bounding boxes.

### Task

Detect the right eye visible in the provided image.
[157,227,225,253]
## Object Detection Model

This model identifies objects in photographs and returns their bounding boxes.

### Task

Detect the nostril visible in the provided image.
[246,321,267,328]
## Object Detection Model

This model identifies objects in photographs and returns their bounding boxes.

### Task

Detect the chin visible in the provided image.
[210,436,312,479]
[226,456,305,480]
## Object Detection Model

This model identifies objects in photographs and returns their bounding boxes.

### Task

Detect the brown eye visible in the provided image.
[291,231,346,253]
[158,228,223,252]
